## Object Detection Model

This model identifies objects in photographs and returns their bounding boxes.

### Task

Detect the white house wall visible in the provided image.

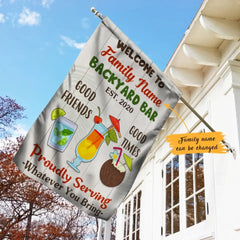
[208,62,240,240]
[115,0,240,239]
[116,62,240,240]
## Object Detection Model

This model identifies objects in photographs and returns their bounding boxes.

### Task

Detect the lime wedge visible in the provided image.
[51,108,66,120]
[124,153,133,171]
[57,137,67,146]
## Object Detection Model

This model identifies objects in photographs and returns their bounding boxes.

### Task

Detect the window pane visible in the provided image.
[124,205,127,237]
[173,155,179,179]
[137,211,140,229]
[186,197,195,228]
[136,230,139,240]
[195,160,204,191]
[173,206,180,233]
[132,213,136,231]
[185,154,193,169]
[128,202,131,216]
[132,232,135,240]
[138,191,142,209]
[196,190,206,223]
[127,202,131,236]
[166,161,172,185]
[165,210,171,236]
[124,218,126,237]
[133,195,136,212]
[173,179,179,205]
[195,153,203,162]
[166,185,172,210]
[186,168,193,197]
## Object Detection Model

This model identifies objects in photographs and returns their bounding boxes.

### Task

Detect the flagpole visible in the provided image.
[180,97,235,155]
[91,7,103,20]
[180,97,215,132]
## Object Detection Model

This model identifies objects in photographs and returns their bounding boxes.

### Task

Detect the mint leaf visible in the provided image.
[57,137,67,146]
[54,127,59,136]
[54,127,63,136]
[105,135,111,145]
[61,129,73,136]
[109,129,118,143]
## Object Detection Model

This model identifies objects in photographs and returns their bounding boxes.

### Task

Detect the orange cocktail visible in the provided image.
[77,129,104,160]
[67,122,108,173]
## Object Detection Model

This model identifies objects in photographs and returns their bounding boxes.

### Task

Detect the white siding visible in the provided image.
[115,0,240,239]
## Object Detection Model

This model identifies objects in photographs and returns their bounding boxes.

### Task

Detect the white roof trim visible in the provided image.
[200,15,240,40]
[183,43,221,66]
[170,67,203,87]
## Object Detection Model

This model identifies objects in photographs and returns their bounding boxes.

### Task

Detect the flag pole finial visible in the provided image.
[91,7,103,20]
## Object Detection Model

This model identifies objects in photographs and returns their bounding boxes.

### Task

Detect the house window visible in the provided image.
[185,153,206,228]
[164,152,208,237]
[123,201,131,240]
[123,190,142,240]
[165,155,180,236]
[132,191,141,240]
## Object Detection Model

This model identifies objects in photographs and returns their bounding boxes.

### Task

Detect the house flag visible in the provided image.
[14,17,182,220]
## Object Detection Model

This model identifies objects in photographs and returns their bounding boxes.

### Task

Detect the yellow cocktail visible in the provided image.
[77,129,104,160]
[67,122,107,173]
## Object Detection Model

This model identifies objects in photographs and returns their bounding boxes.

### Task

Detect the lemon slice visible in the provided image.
[51,108,66,120]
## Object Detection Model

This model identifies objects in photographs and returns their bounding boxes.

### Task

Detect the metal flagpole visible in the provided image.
[180,97,235,155]
[90,7,235,156]
[91,7,103,20]
[180,97,215,132]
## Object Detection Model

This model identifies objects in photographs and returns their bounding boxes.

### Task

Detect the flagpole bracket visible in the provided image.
[91,7,104,20]
[224,141,236,159]
[180,97,236,159]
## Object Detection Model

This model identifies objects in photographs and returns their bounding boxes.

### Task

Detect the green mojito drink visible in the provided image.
[48,116,77,152]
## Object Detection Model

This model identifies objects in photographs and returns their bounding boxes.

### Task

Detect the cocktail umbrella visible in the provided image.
[109,115,121,138]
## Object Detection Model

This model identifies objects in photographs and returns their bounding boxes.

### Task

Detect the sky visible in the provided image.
[0,0,203,136]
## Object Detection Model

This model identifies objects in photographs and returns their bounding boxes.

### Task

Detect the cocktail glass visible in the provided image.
[48,116,77,152]
[67,122,108,172]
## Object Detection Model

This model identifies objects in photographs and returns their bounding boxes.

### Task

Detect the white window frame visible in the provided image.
[185,153,206,228]
[165,155,180,236]
[160,128,215,239]
[123,187,142,240]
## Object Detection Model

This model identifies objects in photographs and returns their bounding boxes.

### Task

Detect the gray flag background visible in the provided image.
[14,17,182,220]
